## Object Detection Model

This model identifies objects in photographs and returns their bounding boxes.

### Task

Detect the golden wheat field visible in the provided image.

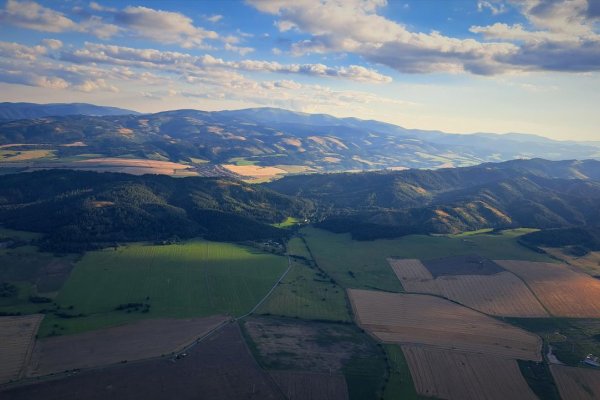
[402,345,538,400]
[388,259,548,317]
[550,365,600,400]
[0,315,43,384]
[495,260,600,317]
[348,289,541,360]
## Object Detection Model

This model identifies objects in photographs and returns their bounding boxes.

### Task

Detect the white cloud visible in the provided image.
[61,42,393,83]
[111,6,218,48]
[41,39,63,50]
[205,14,223,23]
[249,0,600,75]
[224,43,255,56]
[477,1,507,15]
[0,0,78,32]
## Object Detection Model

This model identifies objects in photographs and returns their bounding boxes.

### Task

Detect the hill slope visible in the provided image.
[0,170,314,251]
[0,102,139,120]
[267,159,600,239]
[0,106,598,172]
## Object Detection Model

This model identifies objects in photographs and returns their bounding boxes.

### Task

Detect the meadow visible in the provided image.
[302,227,554,291]
[37,240,287,336]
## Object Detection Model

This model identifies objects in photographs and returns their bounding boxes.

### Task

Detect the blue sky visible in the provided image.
[0,0,599,140]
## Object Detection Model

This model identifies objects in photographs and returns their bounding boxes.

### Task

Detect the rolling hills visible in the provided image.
[0,106,598,173]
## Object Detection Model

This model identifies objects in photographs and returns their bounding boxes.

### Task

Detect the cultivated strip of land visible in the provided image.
[348,289,542,360]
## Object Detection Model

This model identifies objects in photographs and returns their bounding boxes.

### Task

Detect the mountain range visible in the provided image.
[0,103,598,172]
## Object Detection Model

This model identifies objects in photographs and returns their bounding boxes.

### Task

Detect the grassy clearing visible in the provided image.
[272,216,300,229]
[37,240,287,337]
[228,157,258,166]
[0,228,42,241]
[302,227,554,292]
[257,258,350,322]
[382,345,427,400]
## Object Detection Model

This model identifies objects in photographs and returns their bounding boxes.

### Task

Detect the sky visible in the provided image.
[0,0,599,141]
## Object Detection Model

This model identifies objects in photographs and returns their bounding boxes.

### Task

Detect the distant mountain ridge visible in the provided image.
[0,102,139,120]
[0,104,597,172]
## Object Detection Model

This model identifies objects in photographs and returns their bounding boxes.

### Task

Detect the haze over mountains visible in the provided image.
[0,103,598,172]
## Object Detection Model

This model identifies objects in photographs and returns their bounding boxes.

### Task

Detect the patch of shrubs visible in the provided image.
[0,282,18,297]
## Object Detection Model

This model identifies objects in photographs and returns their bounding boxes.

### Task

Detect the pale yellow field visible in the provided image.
[0,149,54,162]
[222,164,286,178]
[496,260,600,317]
[550,365,600,400]
[403,345,538,400]
[388,259,548,317]
[0,315,43,384]
[348,289,541,360]
[73,158,198,176]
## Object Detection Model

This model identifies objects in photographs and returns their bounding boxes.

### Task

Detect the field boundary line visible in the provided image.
[238,255,293,320]
[493,261,554,317]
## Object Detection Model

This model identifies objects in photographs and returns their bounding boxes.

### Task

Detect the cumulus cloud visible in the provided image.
[248,0,517,75]
[109,6,218,48]
[477,1,507,15]
[471,0,600,72]
[249,0,600,75]
[0,1,220,49]
[60,42,392,83]
[0,0,78,32]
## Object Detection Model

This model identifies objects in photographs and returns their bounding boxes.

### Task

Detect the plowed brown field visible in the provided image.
[348,289,541,360]
[388,259,548,317]
[402,345,538,400]
[270,371,348,400]
[0,315,43,384]
[550,365,600,400]
[27,315,229,376]
[496,260,600,317]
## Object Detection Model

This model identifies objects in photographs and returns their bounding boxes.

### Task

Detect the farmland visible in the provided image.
[27,315,229,376]
[381,345,425,400]
[270,371,349,400]
[550,365,600,400]
[256,258,351,322]
[37,240,287,336]
[348,289,542,360]
[402,345,538,400]
[542,247,600,277]
[388,258,548,317]
[496,260,600,317]
[2,323,284,400]
[241,316,386,400]
[301,227,553,292]
[0,315,43,384]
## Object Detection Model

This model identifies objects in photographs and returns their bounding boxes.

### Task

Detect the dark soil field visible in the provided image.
[241,316,386,400]
[422,254,504,278]
[27,316,229,376]
[1,323,284,400]
[270,370,348,400]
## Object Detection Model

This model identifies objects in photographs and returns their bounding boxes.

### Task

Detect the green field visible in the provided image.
[37,240,287,336]
[257,257,350,322]
[286,237,312,259]
[382,345,426,400]
[302,227,554,291]
[272,216,300,228]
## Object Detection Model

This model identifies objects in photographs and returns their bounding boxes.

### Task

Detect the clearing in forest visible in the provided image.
[348,289,541,360]
[496,260,600,317]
